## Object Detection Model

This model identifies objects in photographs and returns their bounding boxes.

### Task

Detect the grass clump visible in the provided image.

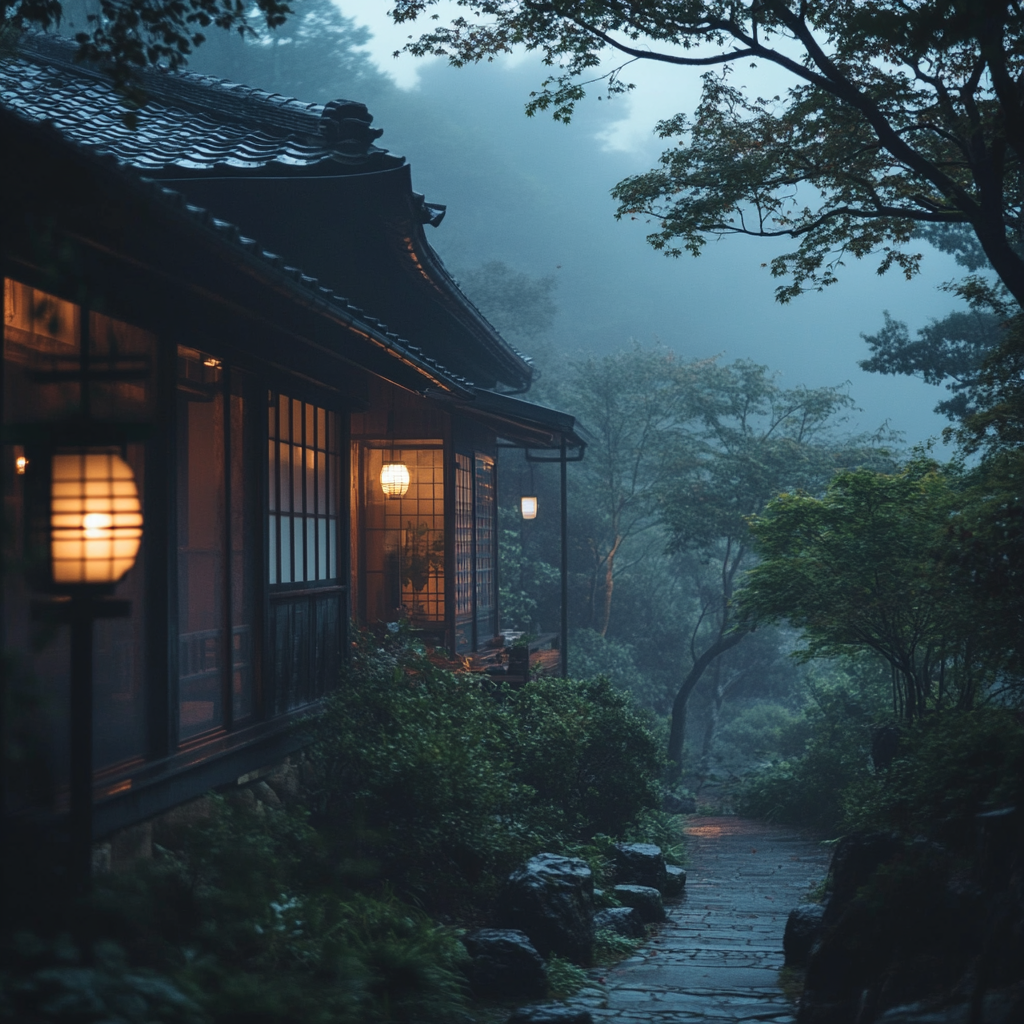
[544,955,589,999]
[593,928,643,964]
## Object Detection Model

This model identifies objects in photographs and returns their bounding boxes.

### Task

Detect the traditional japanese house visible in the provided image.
[0,33,583,843]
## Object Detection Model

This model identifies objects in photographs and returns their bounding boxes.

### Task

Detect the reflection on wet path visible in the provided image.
[571,816,831,1023]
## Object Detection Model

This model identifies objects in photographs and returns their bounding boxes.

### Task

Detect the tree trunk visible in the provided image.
[667,629,749,774]
[599,535,622,638]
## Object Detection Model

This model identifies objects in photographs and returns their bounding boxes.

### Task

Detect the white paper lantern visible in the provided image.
[380,461,411,498]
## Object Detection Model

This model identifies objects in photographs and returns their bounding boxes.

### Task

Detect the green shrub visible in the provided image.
[841,707,1024,842]
[76,797,470,1024]
[304,630,533,909]
[735,667,886,831]
[304,633,664,907]
[713,701,811,770]
[502,676,664,839]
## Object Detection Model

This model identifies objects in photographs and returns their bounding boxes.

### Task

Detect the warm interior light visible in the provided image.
[51,451,143,584]
[521,495,538,520]
[15,455,28,475]
[203,357,222,368]
[380,461,410,498]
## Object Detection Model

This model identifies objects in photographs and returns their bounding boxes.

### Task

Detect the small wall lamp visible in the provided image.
[380,461,411,499]
[521,495,538,520]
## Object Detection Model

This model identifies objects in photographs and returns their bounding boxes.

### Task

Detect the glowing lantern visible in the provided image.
[50,451,143,584]
[521,495,538,520]
[380,461,410,498]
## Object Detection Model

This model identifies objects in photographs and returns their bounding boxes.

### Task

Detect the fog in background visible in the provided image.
[177,0,971,445]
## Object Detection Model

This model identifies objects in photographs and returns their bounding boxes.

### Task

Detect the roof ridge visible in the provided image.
[13,31,381,150]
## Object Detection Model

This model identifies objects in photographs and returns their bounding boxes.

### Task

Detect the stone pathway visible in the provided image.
[575,816,832,1023]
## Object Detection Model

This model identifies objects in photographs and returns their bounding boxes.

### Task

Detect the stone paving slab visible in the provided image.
[567,816,832,1023]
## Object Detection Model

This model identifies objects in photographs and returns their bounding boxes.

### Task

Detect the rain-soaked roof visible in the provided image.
[0,32,404,174]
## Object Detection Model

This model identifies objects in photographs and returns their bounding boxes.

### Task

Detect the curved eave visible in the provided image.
[0,108,473,400]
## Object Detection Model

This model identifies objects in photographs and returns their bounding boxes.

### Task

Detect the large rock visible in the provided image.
[783,903,826,966]
[664,864,687,897]
[612,842,667,892]
[506,1006,594,1024]
[462,929,547,999]
[612,884,665,923]
[496,853,596,964]
[594,906,646,940]
[824,831,900,924]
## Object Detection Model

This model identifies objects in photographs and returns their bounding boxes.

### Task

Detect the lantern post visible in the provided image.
[32,448,143,896]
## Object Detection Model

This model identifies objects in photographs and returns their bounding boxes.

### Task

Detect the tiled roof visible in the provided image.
[0,32,403,174]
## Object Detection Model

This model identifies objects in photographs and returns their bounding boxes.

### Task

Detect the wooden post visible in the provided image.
[560,436,568,678]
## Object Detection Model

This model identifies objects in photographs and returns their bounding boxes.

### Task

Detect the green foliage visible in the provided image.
[860,308,1004,421]
[0,937,203,1024]
[735,664,889,832]
[393,1,1024,309]
[713,702,811,772]
[304,631,529,908]
[304,631,664,908]
[3,795,471,1024]
[543,955,588,999]
[569,629,652,704]
[593,929,643,965]
[741,457,983,720]
[841,708,1024,843]
[502,675,663,839]
[622,809,686,867]
[498,514,559,633]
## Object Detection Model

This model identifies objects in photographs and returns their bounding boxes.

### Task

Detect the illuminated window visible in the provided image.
[268,393,341,586]
[474,455,497,642]
[3,279,154,425]
[361,444,445,626]
[454,454,473,650]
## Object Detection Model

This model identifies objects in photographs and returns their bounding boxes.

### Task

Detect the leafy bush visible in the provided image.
[713,701,811,771]
[304,631,527,909]
[502,676,663,839]
[568,629,652,703]
[735,665,888,831]
[2,633,667,1023]
[304,632,664,909]
[841,707,1024,843]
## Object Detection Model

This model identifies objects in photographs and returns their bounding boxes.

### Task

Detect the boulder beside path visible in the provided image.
[496,853,596,964]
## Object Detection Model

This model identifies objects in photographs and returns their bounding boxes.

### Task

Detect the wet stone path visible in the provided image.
[572,817,831,1023]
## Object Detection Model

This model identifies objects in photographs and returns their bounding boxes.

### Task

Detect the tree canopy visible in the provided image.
[394,0,1024,307]
[3,0,291,99]
[739,458,986,720]
[860,308,1004,420]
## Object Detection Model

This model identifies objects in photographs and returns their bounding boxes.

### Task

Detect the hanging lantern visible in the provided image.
[50,451,143,584]
[380,461,410,498]
[521,495,538,520]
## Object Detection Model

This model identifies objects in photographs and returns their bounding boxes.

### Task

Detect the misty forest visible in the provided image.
[2,2,1024,1023]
